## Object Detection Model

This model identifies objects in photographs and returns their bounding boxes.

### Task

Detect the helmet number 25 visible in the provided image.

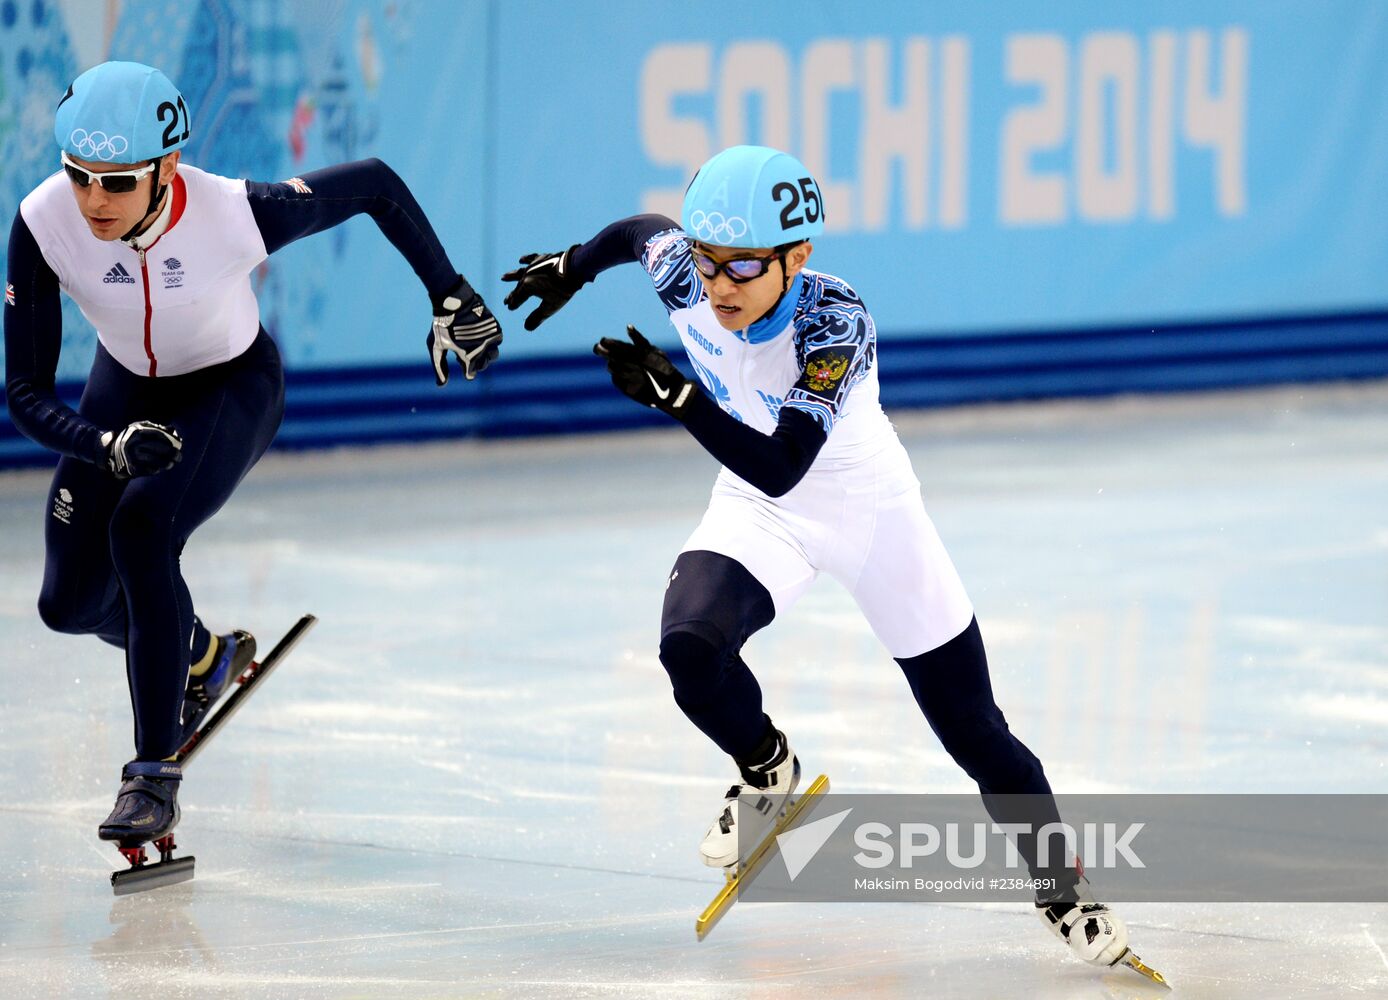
[772,177,823,230]
[156,96,190,150]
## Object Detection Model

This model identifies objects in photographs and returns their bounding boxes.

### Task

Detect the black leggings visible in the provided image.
[658,550,776,759]
[659,549,1066,876]
[38,330,284,760]
[896,619,1065,877]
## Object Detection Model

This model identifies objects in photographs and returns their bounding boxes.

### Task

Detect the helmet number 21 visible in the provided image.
[156,96,190,149]
[772,177,823,230]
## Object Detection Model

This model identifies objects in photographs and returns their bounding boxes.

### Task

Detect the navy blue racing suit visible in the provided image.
[5,158,468,760]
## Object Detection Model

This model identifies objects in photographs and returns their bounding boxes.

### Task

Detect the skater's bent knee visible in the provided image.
[658,626,727,695]
[36,583,113,635]
[932,704,1009,754]
[37,589,87,634]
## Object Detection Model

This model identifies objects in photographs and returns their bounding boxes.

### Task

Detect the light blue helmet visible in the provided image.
[55,61,190,164]
[681,145,825,249]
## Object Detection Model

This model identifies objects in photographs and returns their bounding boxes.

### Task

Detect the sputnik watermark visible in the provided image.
[775,811,1143,889]
[739,793,1388,903]
[850,821,1144,871]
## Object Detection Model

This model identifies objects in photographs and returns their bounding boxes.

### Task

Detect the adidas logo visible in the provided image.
[103,262,136,285]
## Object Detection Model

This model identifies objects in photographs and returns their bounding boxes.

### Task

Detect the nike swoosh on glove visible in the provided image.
[593,324,696,419]
[501,246,585,331]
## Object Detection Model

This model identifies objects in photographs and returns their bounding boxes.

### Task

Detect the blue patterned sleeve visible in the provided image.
[781,274,876,433]
[639,228,704,314]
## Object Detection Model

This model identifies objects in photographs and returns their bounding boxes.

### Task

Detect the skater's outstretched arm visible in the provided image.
[246,158,500,383]
[3,211,107,463]
[246,158,459,297]
[595,325,828,497]
[568,214,678,280]
[502,214,679,330]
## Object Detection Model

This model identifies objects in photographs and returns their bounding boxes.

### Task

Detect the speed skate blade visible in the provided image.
[111,855,195,896]
[696,773,830,941]
[175,613,317,766]
[1120,950,1171,988]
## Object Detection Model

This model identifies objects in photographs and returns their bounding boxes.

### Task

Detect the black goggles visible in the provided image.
[689,242,802,283]
[60,151,158,193]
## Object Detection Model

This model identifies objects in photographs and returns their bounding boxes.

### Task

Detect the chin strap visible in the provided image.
[742,267,806,344]
[120,158,168,243]
[746,241,814,332]
[748,248,792,326]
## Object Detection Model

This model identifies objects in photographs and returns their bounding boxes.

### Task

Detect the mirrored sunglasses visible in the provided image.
[689,246,781,284]
[60,151,157,194]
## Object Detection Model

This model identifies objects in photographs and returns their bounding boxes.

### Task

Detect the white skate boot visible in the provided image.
[1037,874,1130,967]
[1037,874,1168,985]
[699,727,800,868]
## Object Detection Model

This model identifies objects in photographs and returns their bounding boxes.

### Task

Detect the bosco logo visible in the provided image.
[686,324,723,357]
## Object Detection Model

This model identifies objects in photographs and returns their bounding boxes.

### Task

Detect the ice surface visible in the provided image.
[1,382,1385,998]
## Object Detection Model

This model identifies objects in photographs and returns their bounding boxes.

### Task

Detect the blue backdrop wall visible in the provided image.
[3,1,1387,465]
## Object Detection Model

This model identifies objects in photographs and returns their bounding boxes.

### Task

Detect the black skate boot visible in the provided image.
[99,760,182,845]
[179,629,255,748]
[103,760,194,894]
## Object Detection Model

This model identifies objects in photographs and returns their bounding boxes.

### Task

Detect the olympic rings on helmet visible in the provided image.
[68,129,130,161]
[687,210,749,245]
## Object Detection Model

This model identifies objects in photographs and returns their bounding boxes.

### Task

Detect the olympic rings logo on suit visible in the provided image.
[69,129,130,161]
[687,210,748,245]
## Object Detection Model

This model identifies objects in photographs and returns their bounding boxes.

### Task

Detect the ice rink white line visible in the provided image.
[0,911,696,966]
[189,804,502,824]
[1,801,713,887]
[239,880,446,896]
[83,839,115,866]
[157,817,721,886]
[431,982,733,993]
[930,899,1296,943]
[87,910,699,960]
[1364,924,1388,971]
[153,972,515,990]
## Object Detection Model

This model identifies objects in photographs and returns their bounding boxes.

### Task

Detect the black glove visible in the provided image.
[102,420,183,478]
[501,246,584,331]
[428,277,502,385]
[593,325,697,419]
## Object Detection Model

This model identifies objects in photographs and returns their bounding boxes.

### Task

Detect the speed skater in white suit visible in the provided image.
[502,145,1141,974]
[4,61,502,869]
